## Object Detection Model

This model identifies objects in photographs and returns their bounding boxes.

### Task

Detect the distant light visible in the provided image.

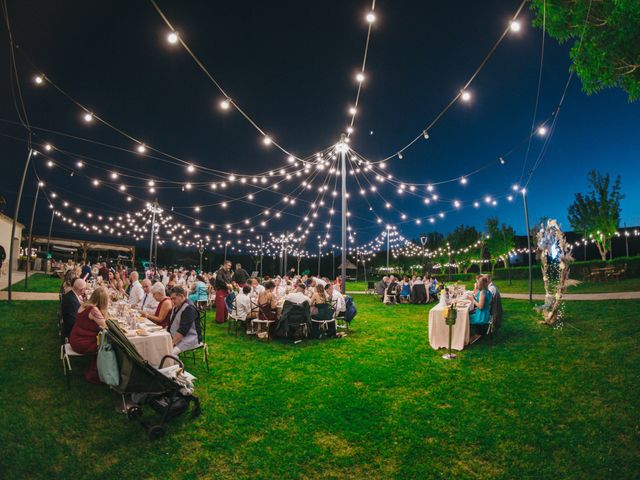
[366,12,376,23]
[453,200,461,208]
[499,157,506,164]
[137,144,147,153]
[220,98,231,110]
[44,143,53,151]
[512,184,520,191]
[507,195,513,201]
[83,112,93,123]
[356,72,365,83]
[427,184,434,192]
[111,172,119,179]
[93,179,100,186]
[510,20,521,32]
[287,155,295,163]
[460,90,472,102]
[34,75,44,85]
[473,201,480,208]
[349,106,357,115]
[119,184,126,191]
[76,161,84,168]
[47,160,54,168]
[537,125,548,136]
[460,177,468,185]
[126,196,132,202]
[423,130,430,140]
[398,152,403,159]
[346,126,354,134]
[185,182,192,190]
[167,31,179,44]
[263,135,272,145]
[187,164,195,173]
[38,181,44,187]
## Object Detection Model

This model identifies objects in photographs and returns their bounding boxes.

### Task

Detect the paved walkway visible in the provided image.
[0,270,33,290]
[0,271,59,301]
[346,291,640,301]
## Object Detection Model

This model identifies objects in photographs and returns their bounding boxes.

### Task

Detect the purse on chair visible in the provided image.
[97,330,120,386]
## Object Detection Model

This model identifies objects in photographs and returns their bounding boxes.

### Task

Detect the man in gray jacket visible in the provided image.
[168,286,201,355]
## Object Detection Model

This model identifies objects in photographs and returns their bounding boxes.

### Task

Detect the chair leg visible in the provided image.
[203,344,210,372]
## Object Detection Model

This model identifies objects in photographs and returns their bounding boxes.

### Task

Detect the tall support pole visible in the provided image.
[317,243,321,277]
[259,235,263,278]
[522,190,533,303]
[7,148,33,303]
[386,231,390,269]
[625,226,629,258]
[339,136,347,294]
[148,202,157,269]
[24,182,41,289]
[283,235,288,276]
[224,243,228,264]
[46,208,55,259]
[332,249,336,278]
[198,245,204,272]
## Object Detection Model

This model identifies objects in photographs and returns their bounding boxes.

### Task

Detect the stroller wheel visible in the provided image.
[148,425,165,441]
[126,406,142,421]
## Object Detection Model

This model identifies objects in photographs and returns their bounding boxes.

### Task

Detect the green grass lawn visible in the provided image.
[1,297,638,479]
[347,277,640,295]
[3,273,61,293]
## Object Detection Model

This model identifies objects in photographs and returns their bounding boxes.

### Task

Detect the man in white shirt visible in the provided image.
[140,279,159,314]
[249,278,265,302]
[274,277,287,298]
[326,284,346,315]
[234,286,253,320]
[285,284,310,305]
[176,271,186,286]
[312,276,327,288]
[128,271,144,309]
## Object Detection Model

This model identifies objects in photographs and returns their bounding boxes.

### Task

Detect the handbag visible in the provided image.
[97,330,120,386]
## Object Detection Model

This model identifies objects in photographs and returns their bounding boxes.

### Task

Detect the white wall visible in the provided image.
[0,213,24,270]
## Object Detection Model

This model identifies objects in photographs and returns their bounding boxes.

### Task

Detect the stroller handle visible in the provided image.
[159,355,184,369]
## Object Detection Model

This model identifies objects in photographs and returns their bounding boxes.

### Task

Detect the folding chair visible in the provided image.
[182,307,209,372]
[366,281,375,294]
[58,314,86,388]
[311,303,336,339]
[227,297,248,337]
[383,287,398,305]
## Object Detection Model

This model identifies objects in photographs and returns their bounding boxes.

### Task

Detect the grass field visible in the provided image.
[0,296,638,479]
[346,277,640,295]
[3,273,61,293]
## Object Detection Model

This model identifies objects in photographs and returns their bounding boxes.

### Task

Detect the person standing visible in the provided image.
[214,260,232,323]
[0,244,6,276]
[231,263,250,288]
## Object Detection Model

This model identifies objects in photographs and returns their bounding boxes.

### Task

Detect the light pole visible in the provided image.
[224,242,229,263]
[148,201,159,269]
[7,147,34,303]
[624,225,629,257]
[46,207,55,261]
[24,181,43,289]
[420,233,427,274]
[198,245,204,272]
[259,234,263,278]
[317,242,322,277]
[386,228,391,269]
[338,135,348,294]
[522,188,533,303]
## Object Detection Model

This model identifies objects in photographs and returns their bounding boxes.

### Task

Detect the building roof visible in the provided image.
[0,211,25,229]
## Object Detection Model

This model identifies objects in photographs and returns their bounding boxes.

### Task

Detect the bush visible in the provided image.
[491,256,640,280]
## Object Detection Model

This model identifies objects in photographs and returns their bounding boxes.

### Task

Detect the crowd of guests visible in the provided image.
[374,275,440,304]
[59,259,350,383]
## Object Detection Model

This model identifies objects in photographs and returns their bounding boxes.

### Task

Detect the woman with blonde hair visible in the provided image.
[69,287,110,384]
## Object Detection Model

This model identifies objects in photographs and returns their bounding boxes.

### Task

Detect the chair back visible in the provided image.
[367,281,375,290]
[314,303,334,320]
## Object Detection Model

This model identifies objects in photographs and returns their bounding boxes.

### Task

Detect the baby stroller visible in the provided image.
[105,320,201,440]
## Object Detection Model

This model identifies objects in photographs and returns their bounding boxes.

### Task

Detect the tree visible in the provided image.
[530,0,640,102]
[568,170,624,260]
[447,225,480,274]
[485,217,516,274]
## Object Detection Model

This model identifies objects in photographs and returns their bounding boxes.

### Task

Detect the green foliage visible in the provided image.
[530,0,640,101]
[447,225,480,273]
[568,170,624,260]
[2,299,640,478]
[485,217,516,272]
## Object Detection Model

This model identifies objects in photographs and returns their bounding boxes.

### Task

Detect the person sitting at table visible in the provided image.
[325,283,346,316]
[140,278,159,314]
[141,282,172,328]
[469,276,493,343]
[286,283,310,305]
[60,278,86,338]
[249,277,265,302]
[60,269,77,296]
[375,276,388,299]
[188,275,208,304]
[128,271,144,308]
[399,276,411,302]
[257,280,278,320]
[69,287,110,384]
[410,276,428,304]
[234,285,256,334]
[167,286,201,355]
[310,284,336,337]
[80,262,92,281]
[385,276,400,303]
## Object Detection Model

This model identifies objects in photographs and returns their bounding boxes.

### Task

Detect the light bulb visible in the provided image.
[34,75,44,85]
[263,135,272,145]
[460,177,468,185]
[537,125,548,136]
[423,130,430,140]
[83,112,93,123]
[366,12,376,23]
[76,161,83,168]
[346,126,354,134]
[137,144,146,153]
[167,31,179,44]
[349,106,357,115]
[510,20,521,32]
[220,98,230,110]
[356,72,365,83]
[187,164,195,173]
[460,90,471,102]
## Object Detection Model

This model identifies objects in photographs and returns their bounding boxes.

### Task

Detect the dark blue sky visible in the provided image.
[1,0,638,251]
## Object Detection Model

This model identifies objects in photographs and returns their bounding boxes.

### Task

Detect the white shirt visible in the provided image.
[177,276,186,286]
[285,291,310,305]
[128,280,144,308]
[141,292,159,314]
[488,283,497,296]
[275,285,287,298]
[331,290,346,313]
[234,293,252,320]
[313,277,327,288]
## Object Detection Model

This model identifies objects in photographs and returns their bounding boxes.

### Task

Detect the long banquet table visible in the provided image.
[428,303,471,351]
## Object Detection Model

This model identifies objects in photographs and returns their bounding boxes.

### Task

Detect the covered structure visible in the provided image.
[0,212,24,271]
[29,235,136,267]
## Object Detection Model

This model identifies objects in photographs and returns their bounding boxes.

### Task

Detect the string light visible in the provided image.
[220,98,230,110]
[167,31,179,44]
[537,125,548,136]
[460,90,472,102]
[263,135,272,146]
[355,72,365,83]
[34,74,44,85]
[366,12,376,23]
[83,112,93,123]
[510,20,521,32]
[136,144,147,153]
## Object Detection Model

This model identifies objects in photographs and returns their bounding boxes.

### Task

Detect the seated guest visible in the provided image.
[469,276,493,343]
[60,269,77,296]
[386,276,400,302]
[168,286,201,354]
[410,276,428,304]
[140,278,159,314]
[80,262,92,281]
[249,277,265,302]
[257,280,278,320]
[188,275,209,304]
[286,284,310,305]
[128,271,144,308]
[399,276,411,301]
[312,276,327,288]
[310,285,336,337]
[235,285,255,320]
[326,283,346,316]
[273,277,287,299]
[167,274,177,290]
[98,262,110,282]
[141,282,172,328]
[60,278,86,338]
[69,287,110,384]
[428,276,439,297]
[375,276,389,298]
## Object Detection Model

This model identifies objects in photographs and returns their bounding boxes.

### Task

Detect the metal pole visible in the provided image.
[7,148,33,303]
[259,235,263,278]
[46,208,55,258]
[148,202,157,269]
[24,183,41,289]
[625,230,629,258]
[332,249,335,278]
[224,243,228,263]
[283,236,288,275]
[317,244,321,277]
[198,246,204,272]
[386,231,390,269]
[522,190,533,303]
[340,136,347,294]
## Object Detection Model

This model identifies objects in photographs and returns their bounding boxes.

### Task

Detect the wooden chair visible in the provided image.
[383,287,398,305]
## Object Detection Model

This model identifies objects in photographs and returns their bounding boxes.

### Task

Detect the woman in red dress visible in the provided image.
[69,287,110,384]
[141,282,172,329]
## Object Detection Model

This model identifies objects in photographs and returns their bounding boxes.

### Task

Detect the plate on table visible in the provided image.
[125,330,137,337]
[147,326,163,333]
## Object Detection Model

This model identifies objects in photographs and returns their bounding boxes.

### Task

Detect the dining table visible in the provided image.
[428,300,471,351]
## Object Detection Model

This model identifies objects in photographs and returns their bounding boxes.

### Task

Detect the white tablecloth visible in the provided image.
[128,329,173,367]
[428,304,470,351]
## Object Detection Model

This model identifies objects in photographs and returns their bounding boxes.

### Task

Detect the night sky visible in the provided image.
[1,0,639,254]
